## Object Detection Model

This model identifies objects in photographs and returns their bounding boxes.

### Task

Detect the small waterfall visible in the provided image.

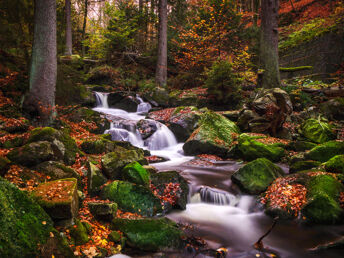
[94,92,109,108]
[136,95,152,113]
[145,122,178,150]
[199,186,238,206]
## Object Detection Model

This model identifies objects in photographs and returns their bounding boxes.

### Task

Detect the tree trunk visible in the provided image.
[253,0,260,27]
[24,0,57,126]
[155,0,167,86]
[259,0,280,89]
[65,0,72,56]
[82,0,88,57]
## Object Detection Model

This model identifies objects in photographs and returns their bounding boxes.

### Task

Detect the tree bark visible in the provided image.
[155,0,167,86]
[82,0,88,57]
[24,0,57,125]
[259,0,280,89]
[65,0,72,56]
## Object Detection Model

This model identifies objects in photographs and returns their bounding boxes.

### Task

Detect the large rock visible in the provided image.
[136,119,158,140]
[87,162,107,196]
[237,134,285,162]
[301,118,335,144]
[150,171,189,210]
[122,161,150,187]
[144,87,170,107]
[100,180,162,217]
[31,178,79,221]
[231,158,284,194]
[88,202,118,221]
[183,111,240,158]
[0,177,55,257]
[301,174,344,224]
[80,138,116,154]
[324,155,344,174]
[305,141,344,162]
[320,97,344,121]
[27,127,79,165]
[35,161,81,183]
[289,160,321,173]
[112,96,139,112]
[112,217,183,251]
[101,146,145,179]
[7,141,62,167]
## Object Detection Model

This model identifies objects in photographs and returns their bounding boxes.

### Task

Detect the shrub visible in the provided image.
[205,60,242,108]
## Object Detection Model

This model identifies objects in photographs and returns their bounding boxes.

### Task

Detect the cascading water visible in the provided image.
[92,91,344,258]
[136,95,152,113]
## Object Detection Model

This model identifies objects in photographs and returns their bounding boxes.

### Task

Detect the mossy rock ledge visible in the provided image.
[100,180,162,217]
[112,217,184,252]
[305,141,344,163]
[122,161,150,187]
[324,155,344,174]
[0,177,55,257]
[87,162,107,196]
[183,111,240,158]
[231,158,284,194]
[301,118,335,144]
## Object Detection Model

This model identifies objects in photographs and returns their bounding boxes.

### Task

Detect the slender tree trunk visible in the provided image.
[253,0,259,27]
[155,0,167,86]
[138,0,144,51]
[259,0,280,89]
[82,0,88,57]
[65,0,72,56]
[24,0,57,125]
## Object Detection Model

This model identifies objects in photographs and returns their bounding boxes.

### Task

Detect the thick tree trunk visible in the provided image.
[24,0,56,125]
[155,0,167,86]
[82,0,88,57]
[259,0,280,89]
[65,0,72,56]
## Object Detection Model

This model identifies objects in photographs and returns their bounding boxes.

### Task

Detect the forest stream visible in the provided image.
[93,92,344,258]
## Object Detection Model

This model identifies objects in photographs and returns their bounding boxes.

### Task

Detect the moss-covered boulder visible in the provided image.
[35,161,81,184]
[0,156,11,176]
[88,202,118,221]
[68,219,89,245]
[81,138,116,154]
[320,97,344,121]
[100,180,162,217]
[231,158,284,194]
[289,160,321,173]
[27,127,79,165]
[305,141,344,162]
[301,174,344,224]
[87,162,107,196]
[287,141,317,152]
[122,162,150,187]
[32,178,79,221]
[301,118,335,144]
[101,147,145,179]
[0,177,55,257]
[237,134,285,162]
[183,111,240,158]
[111,217,183,251]
[7,141,62,167]
[150,171,189,210]
[324,155,344,174]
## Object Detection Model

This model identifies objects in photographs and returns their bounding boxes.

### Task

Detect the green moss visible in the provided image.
[101,180,162,217]
[324,155,344,174]
[231,158,284,194]
[81,138,115,154]
[0,156,11,175]
[122,161,150,187]
[287,141,317,152]
[302,174,344,224]
[0,177,54,257]
[305,141,344,162]
[87,162,107,196]
[69,219,89,245]
[237,134,285,162]
[279,66,313,72]
[289,160,321,173]
[112,217,183,251]
[301,118,335,144]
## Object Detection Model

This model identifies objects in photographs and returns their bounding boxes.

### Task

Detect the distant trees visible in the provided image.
[259,0,281,88]
[155,0,168,86]
[65,0,73,56]
[24,0,56,125]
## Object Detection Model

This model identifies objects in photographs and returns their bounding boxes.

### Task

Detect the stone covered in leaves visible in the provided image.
[301,118,335,144]
[301,174,344,224]
[0,177,55,257]
[7,141,62,167]
[150,171,189,210]
[112,217,183,252]
[122,161,150,187]
[35,161,81,184]
[324,155,344,174]
[101,146,145,179]
[305,141,344,162]
[31,178,79,220]
[232,158,284,194]
[88,202,118,221]
[101,180,162,217]
[237,134,285,162]
[183,111,240,158]
[87,162,107,196]
[27,127,79,165]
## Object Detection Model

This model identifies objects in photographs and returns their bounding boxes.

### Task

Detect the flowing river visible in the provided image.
[93,92,344,258]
